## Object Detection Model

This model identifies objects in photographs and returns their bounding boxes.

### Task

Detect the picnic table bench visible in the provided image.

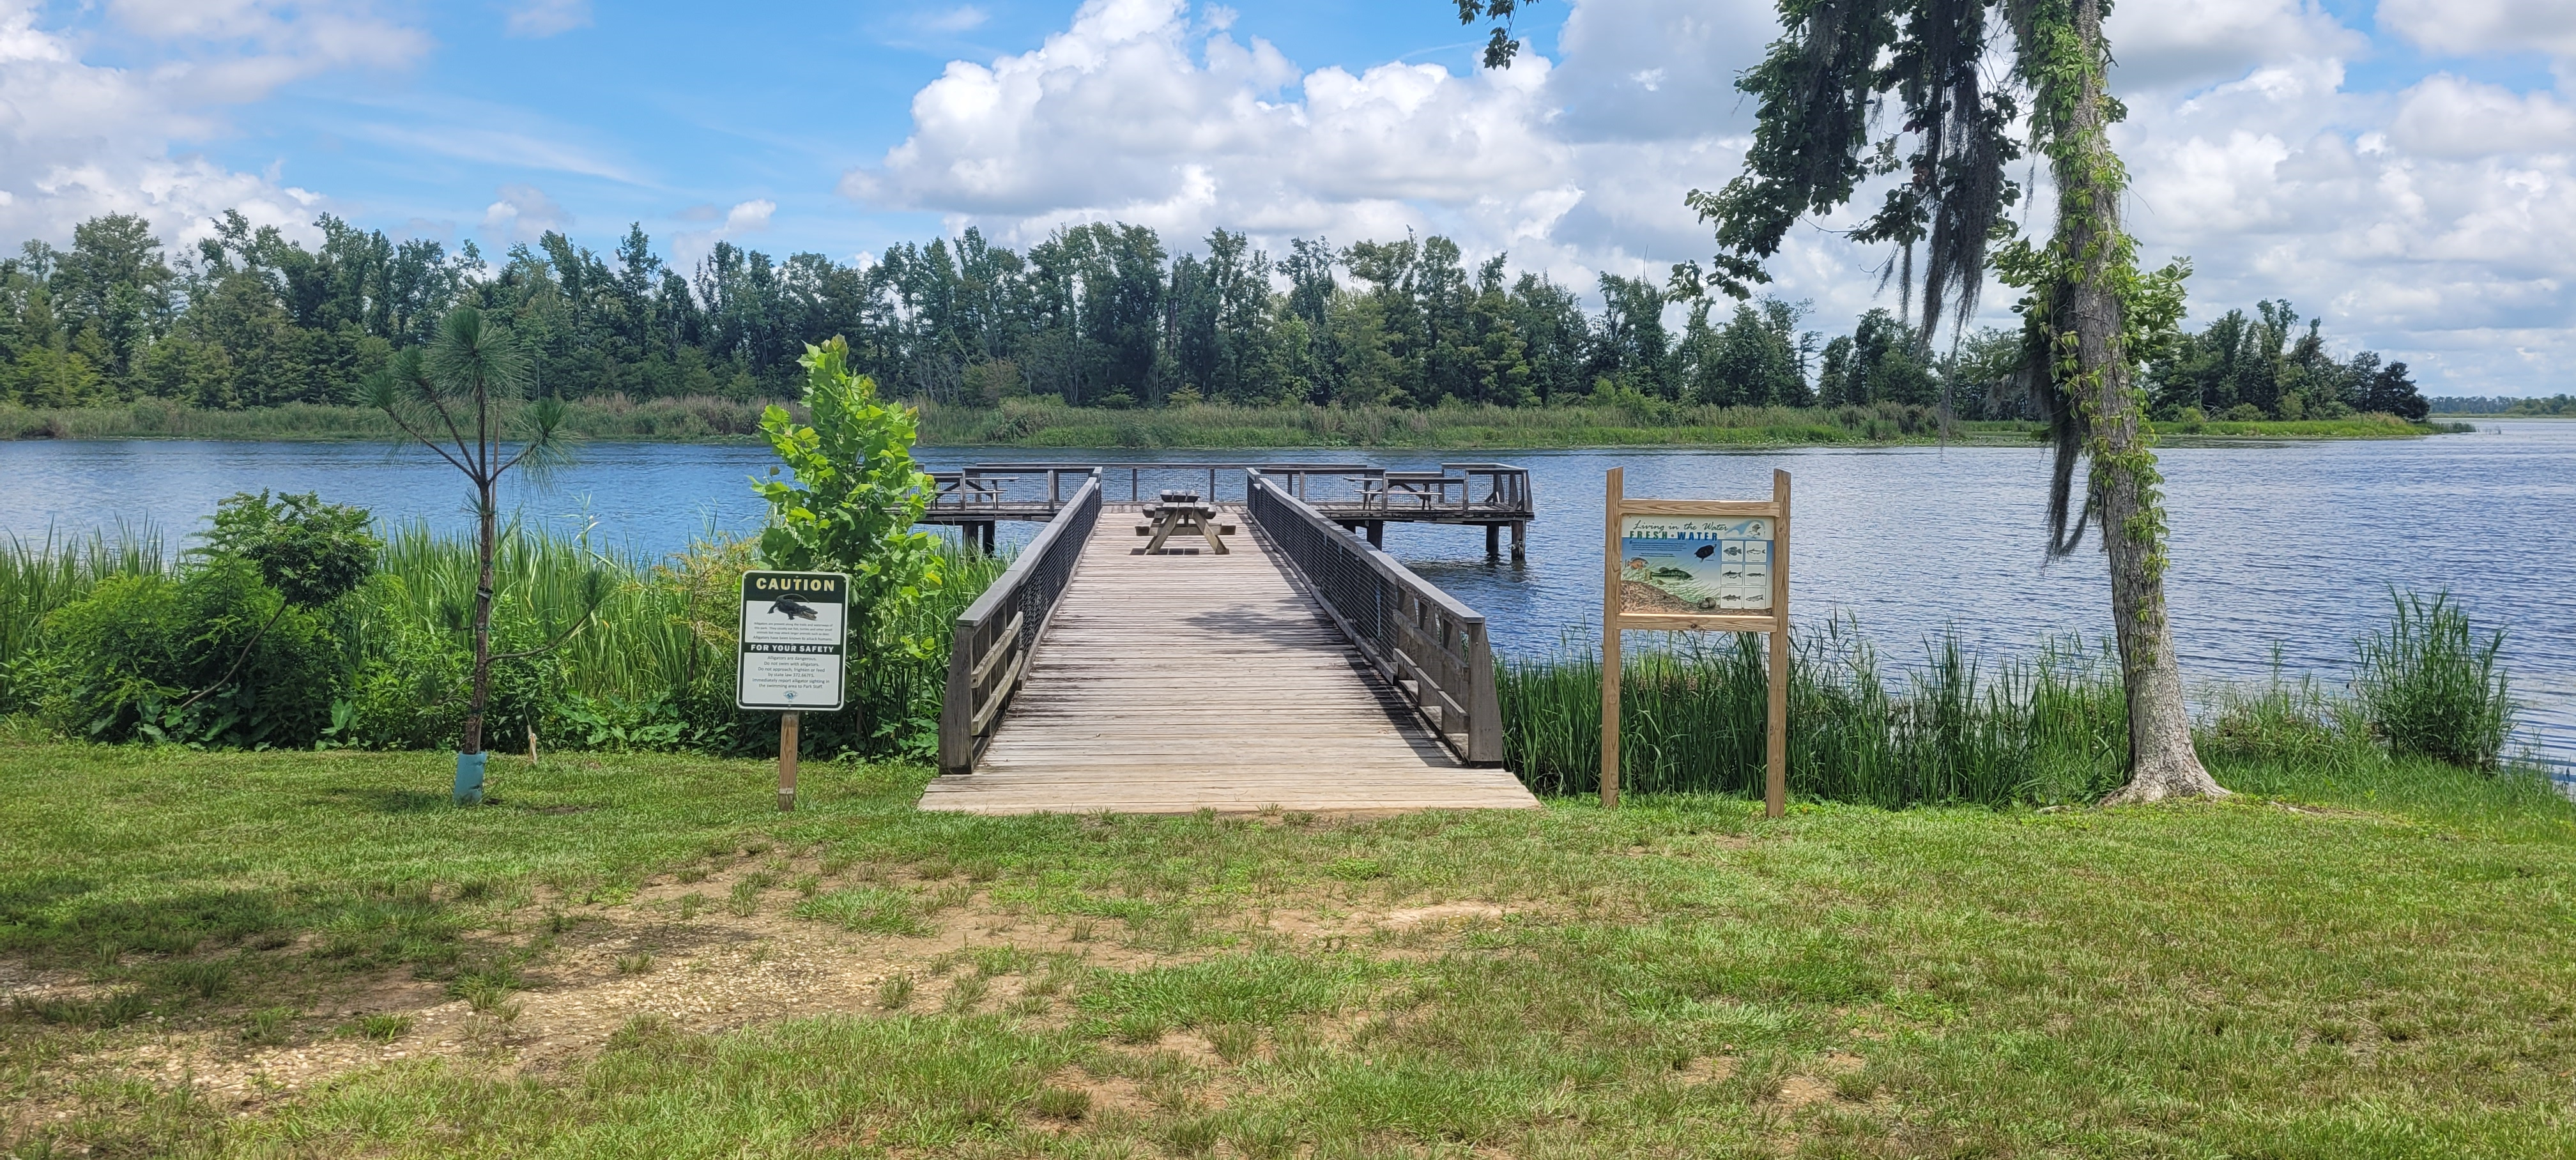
[1134,490,1235,554]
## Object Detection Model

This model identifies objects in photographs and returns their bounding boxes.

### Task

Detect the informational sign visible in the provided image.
[736,570,849,712]
[1602,469,1791,816]
[1618,515,1774,614]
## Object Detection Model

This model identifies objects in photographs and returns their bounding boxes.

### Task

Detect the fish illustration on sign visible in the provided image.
[769,597,819,621]
[1619,515,1773,613]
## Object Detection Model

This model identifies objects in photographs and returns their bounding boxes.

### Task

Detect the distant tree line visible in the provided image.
[2426,394,2573,416]
[2142,301,2429,422]
[0,212,2429,424]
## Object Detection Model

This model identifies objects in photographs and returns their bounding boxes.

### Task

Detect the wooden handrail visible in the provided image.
[1245,469,1505,766]
[938,469,1101,775]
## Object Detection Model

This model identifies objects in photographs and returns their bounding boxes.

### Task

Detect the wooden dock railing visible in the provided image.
[938,468,1101,775]
[1246,469,1505,765]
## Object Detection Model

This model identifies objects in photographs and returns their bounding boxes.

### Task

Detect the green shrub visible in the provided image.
[196,491,378,608]
[2354,591,2515,769]
[30,560,344,746]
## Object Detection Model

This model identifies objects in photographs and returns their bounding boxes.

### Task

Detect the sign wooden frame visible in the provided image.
[1601,468,1791,816]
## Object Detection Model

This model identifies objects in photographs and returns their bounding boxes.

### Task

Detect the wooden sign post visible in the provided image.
[737,570,850,812]
[1600,468,1791,817]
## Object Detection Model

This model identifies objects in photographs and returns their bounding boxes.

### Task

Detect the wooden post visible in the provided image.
[778,711,800,812]
[1510,521,1526,562]
[1485,524,1500,558]
[1767,469,1791,819]
[1600,466,1622,809]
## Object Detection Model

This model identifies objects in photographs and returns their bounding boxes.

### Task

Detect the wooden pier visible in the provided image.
[921,462,1535,560]
[921,470,1535,816]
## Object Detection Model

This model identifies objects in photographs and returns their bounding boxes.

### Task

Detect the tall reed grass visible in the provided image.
[1500,591,2526,808]
[2354,590,2515,768]
[0,523,167,708]
[1498,619,2129,807]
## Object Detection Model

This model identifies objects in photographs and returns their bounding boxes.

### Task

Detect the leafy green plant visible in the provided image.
[751,337,943,660]
[0,523,164,714]
[195,491,378,609]
[163,491,377,718]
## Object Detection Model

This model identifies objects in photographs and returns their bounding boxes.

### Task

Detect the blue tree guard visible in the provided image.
[454,751,487,805]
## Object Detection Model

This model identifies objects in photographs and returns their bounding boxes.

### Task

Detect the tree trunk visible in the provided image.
[463,478,495,756]
[2060,0,2226,805]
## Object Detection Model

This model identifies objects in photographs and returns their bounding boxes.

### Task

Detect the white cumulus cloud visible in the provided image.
[672,198,778,266]
[845,0,2576,393]
[482,183,572,242]
[0,0,418,248]
[845,0,1577,265]
[2377,0,2576,63]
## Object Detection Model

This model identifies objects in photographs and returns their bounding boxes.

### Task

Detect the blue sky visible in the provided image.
[5,0,2573,393]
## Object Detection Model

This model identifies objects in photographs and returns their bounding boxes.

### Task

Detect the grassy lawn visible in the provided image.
[4,733,2574,1158]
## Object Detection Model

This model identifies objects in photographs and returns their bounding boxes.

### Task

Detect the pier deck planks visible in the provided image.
[917,508,1538,815]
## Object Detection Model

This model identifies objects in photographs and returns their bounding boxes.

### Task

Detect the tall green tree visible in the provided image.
[1462,0,2221,802]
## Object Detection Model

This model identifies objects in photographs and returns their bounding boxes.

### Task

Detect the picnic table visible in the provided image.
[1356,471,1462,512]
[1134,490,1234,554]
[928,471,1020,510]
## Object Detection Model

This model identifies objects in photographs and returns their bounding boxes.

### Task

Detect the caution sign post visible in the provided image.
[737,570,849,810]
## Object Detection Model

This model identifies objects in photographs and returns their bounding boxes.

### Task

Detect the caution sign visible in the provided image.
[736,570,849,712]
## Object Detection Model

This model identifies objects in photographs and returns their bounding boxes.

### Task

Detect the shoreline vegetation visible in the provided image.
[6,519,2534,808]
[0,396,2458,449]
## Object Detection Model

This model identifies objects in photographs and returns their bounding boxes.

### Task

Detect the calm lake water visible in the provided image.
[5,422,2571,765]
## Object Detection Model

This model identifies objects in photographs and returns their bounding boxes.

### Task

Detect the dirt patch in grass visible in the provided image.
[1676,1054,1741,1085]
[4,848,1528,1132]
